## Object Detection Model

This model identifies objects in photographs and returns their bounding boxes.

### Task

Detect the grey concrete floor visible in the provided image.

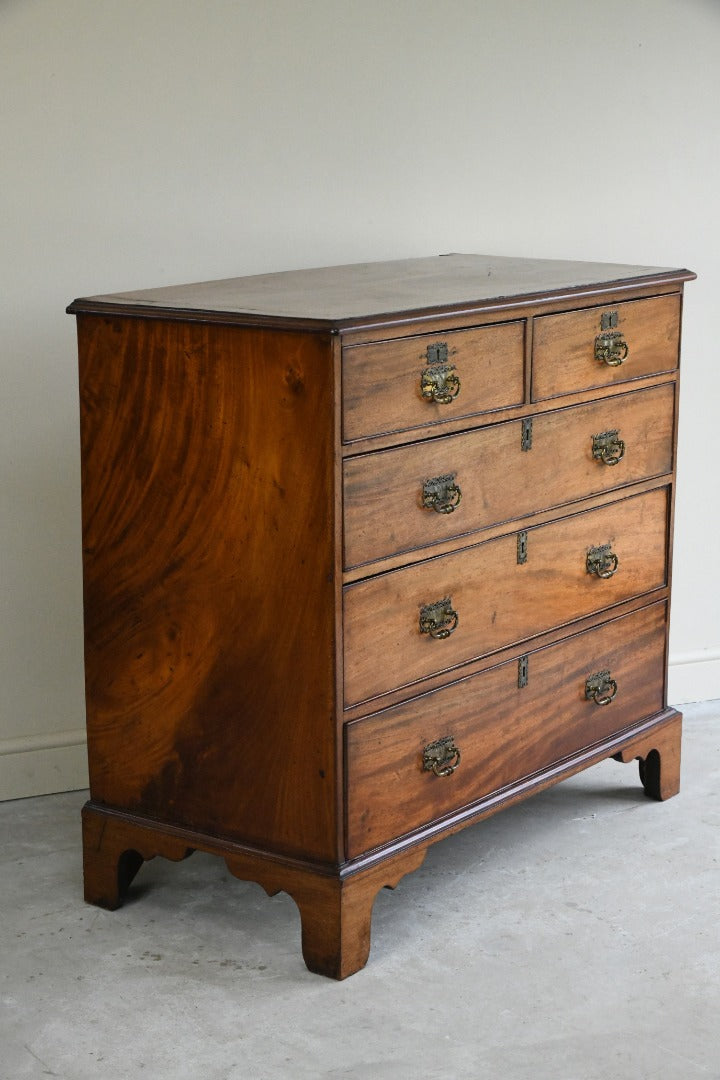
[2,701,719,1080]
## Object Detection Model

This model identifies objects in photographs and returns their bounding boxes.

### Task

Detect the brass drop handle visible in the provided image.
[420,363,461,404]
[595,331,628,367]
[419,597,459,639]
[423,735,461,777]
[585,669,618,706]
[422,473,462,514]
[592,429,625,466]
[586,544,619,579]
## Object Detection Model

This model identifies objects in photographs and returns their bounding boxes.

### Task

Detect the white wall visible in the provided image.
[2,0,718,799]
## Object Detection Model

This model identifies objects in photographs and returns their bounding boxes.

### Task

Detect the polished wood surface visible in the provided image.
[343,319,524,442]
[346,601,667,856]
[343,382,674,568]
[78,315,339,861]
[343,487,668,707]
[68,253,694,329]
[532,292,681,400]
[73,253,691,978]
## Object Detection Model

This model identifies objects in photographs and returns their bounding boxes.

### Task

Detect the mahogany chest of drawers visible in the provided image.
[69,254,694,978]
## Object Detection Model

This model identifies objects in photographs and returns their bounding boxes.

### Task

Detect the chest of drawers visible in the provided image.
[69,254,694,978]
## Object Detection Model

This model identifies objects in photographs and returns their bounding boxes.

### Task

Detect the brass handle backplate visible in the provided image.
[419,597,459,639]
[592,429,625,466]
[595,331,628,367]
[423,735,461,777]
[422,473,462,514]
[585,669,618,706]
[420,363,460,404]
[586,543,619,578]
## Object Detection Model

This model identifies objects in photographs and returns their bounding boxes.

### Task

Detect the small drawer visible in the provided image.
[342,320,525,443]
[343,487,668,707]
[532,293,680,401]
[345,601,667,856]
[343,382,674,569]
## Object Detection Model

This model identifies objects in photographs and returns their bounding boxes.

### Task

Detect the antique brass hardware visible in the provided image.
[423,735,461,777]
[592,429,625,466]
[422,473,462,514]
[518,654,529,688]
[517,530,528,564]
[595,330,628,367]
[586,543,619,578]
[521,417,533,451]
[420,363,460,404]
[419,597,459,639]
[425,342,449,364]
[585,669,618,706]
[601,311,619,331]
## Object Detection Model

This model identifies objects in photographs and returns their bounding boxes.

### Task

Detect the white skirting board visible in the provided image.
[668,648,720,707]
[0,730,88,802]
[0,650,718,801]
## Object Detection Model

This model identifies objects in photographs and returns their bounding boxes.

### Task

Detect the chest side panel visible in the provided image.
[78,315,339,862]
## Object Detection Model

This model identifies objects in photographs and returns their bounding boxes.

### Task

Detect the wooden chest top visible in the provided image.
[68,253,694,329]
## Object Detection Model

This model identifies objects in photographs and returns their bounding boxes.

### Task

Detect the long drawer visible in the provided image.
[342,320,525,442]
[343,486,668,707]
[345,601,667,857]
[532,293,680,401]
[343,382,674,569]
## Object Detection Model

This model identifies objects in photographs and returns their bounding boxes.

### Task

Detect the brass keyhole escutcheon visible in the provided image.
[419,597,459,639]
[585,669,618,706]
[586,544,619,579]
[422,473,462,514]
[423,735,461,777]
[425,342,449,364]
[420,363,461,404]
[592,429,625,466]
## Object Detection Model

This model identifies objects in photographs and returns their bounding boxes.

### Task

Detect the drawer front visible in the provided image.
[532,293,680,401]
[343,487,668,707]
[344,382,674,569]
[346,601,667,856]
[342,321,525,443]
